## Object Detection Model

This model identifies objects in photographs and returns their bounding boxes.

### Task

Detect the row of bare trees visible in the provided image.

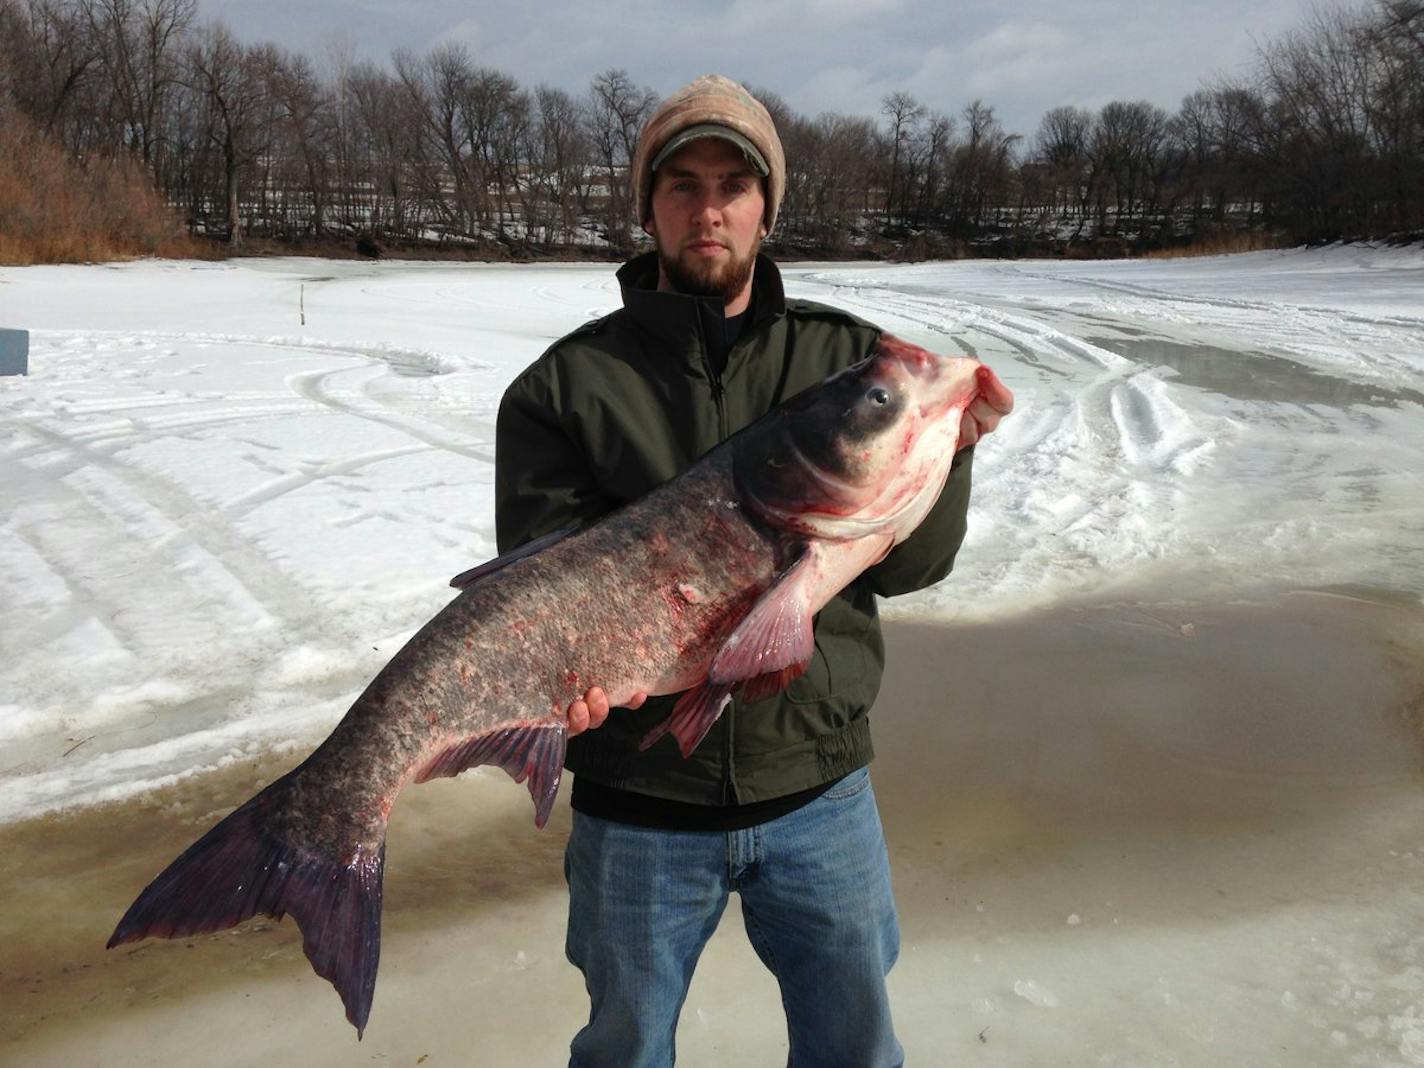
[1017,3,1424,247]
[2,0,1420,255]
[0,0,664,251]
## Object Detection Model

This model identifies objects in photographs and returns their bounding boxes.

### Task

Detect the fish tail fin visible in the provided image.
[639,683,733,758]
[106,782,386,1038]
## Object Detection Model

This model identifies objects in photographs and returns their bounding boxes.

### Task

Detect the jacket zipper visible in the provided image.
[700,318,736,802]
[713,374,735,801]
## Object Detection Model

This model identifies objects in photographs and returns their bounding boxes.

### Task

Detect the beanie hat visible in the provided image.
[631,75,786,235]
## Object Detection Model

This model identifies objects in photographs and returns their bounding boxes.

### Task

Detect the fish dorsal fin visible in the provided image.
[414,722,568,828]
[448,524,578,589]
[639,683,734,758]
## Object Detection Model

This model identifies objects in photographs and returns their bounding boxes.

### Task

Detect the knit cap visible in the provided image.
[631,75,786,234]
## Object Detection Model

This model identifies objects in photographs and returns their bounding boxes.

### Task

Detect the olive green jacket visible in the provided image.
[494,252,973,804]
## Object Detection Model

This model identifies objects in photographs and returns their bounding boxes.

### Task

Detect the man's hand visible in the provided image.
[567,687,648,737]
[958,365,1015,449]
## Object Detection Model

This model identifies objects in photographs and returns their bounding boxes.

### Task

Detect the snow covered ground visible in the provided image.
[2,245,1423,1065]
[3,245,1421,821]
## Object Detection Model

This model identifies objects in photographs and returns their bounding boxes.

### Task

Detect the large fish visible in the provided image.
[107,334,1011,1035]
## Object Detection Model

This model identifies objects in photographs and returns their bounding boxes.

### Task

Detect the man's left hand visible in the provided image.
[958,365,1014,448]
[567,686,648,737]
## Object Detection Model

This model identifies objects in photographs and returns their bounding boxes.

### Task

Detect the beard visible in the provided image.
[656,236,759,304]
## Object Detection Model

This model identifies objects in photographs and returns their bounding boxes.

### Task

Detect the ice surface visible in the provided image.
[1013,979,1060,1007]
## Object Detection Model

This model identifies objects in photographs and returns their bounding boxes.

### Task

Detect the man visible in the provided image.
[495,75,1009,1068]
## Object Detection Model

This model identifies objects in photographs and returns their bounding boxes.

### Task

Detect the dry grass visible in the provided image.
[1142,229,1287,259]
[0,114,216,266]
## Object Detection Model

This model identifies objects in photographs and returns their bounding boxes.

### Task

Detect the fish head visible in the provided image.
[734,334,983,542]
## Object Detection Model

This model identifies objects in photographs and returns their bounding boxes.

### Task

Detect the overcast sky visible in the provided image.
[197,0,1353,139]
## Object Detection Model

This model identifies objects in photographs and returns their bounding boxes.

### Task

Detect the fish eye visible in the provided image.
[866,386,891,406]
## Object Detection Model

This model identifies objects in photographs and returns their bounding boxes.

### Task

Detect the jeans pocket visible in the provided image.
[822,765,871,801]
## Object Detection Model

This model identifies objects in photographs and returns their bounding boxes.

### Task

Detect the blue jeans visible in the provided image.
[564,767,904,1068]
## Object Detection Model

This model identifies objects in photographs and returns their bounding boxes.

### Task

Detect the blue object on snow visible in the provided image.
[0,328,28,375]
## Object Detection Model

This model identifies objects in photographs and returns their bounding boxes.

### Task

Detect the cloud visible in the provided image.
[793,64,885,118]
[194,0,1342,140]
[960,21,1078,96]
[722,0,903,38]
[437,18,483,50]
[805,0,903,24]
[971,20,1072,60]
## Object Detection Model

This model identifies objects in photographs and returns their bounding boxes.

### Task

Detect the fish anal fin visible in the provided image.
[415,722,568,828]
[639,683,733,759]
[449,524,578,589]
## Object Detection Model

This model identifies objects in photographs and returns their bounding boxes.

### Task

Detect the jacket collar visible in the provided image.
[615,251,787,375]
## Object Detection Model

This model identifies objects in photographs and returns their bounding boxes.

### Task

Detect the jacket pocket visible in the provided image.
[784,637,832,705]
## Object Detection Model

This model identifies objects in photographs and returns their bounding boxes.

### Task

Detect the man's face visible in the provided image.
[646,136,767,306]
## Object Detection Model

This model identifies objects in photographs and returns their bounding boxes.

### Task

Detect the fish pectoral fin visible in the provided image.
[448,523,579,589]
[414,722,567,829]
[708,552,818,686]
[639,683,734,759]
[735,663,811,704]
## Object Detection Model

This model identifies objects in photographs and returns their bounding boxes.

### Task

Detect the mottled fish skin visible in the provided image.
[281,453,793,859]
[107,336,1001,1038]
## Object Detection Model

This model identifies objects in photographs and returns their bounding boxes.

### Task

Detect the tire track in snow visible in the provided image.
[828,280,1231,600]
[985,264,1424,383]
[1,334,451,807]
[31,330,499,564]
[827,280,1187,469]
[18,330,495,512]
[996,263,1424,330]
[22,403,327,453]
[12,419,326,637]
[34,327,466,374]
[220,442,437,517]
[289,364,496,465]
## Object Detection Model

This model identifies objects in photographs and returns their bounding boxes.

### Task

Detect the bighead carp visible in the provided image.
[108,335,1012,1035]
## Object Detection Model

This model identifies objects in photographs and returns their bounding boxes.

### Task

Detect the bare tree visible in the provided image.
[514,84,586,246]
[1257,7,1381,238]
[80,0,194,168]
[585,68,656,252]
[186,23,269,244]
[349,60,425,240]
[460,66,526,241]
[1033,105,1093,232]
[0,0,103,144]
[914,110,954,226]
[269,48,333,237]
[394,44,478,237]
[881,90,924,225]
[1366,0,1423,230]
[945,100,1018,236]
